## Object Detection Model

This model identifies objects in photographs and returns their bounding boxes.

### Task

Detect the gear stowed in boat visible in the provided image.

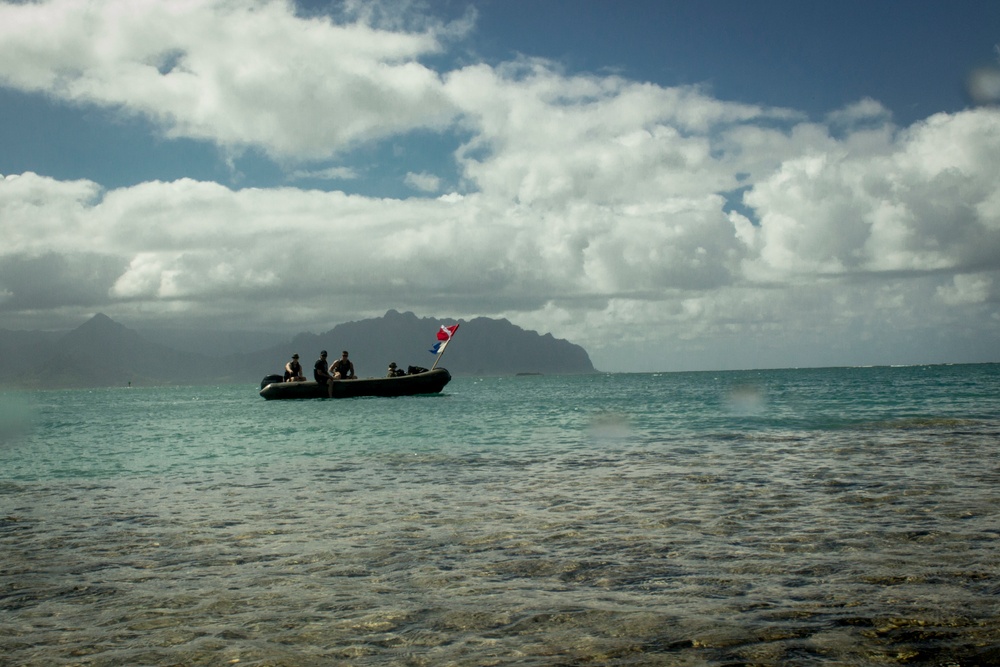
[259,366,451,400]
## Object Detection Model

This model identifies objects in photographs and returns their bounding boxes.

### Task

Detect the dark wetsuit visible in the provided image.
[331,358,355,379]
[283,360,302,381]
[314,358,330,383]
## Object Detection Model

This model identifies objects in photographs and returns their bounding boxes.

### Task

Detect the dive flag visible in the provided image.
[437,324,459,341]
[429,324,459,354]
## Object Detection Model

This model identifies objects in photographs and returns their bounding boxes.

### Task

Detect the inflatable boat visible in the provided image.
[259,367,451,400]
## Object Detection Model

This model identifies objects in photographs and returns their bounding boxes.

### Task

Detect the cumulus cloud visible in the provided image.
[445,61,802,207]
[0,0,459,159]
[0,0,998,370]
[744,109,1000,278]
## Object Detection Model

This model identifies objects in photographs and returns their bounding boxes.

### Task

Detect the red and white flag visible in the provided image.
[437,324,459,341]
[429,324,460,355]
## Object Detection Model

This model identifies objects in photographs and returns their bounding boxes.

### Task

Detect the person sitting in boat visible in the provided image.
[314,350,333,384]
[330,350,356,379]
[284,354,305,382]
[386,362,405,377]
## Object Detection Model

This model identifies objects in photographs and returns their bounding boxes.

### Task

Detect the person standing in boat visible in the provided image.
[314,350,333,384]
[330,350,355,379]
[284,354,305,382]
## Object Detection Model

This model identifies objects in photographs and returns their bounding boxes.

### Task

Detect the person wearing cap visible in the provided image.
[314,350,333,384]
[330,350,355,379]
[283,353,305,382]
[386,362,405,377]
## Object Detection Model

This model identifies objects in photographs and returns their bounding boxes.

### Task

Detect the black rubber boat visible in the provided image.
[259,367,451,400]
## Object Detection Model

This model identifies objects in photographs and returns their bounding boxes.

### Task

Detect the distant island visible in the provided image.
[0,310,596,389]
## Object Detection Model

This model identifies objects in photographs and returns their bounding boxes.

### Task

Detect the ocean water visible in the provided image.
[1,364,999,666]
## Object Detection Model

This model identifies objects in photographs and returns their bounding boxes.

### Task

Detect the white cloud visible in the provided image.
[825,98,892,127]
[745,109,1000,279]
[404,171,442,192]
[936,274,993,305]
[445,61,801,208]
[0,172,104,254]
[0,0,458,159]
[289,166,360,181]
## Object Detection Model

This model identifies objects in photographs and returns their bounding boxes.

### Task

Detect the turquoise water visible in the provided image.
[1,365,999,665]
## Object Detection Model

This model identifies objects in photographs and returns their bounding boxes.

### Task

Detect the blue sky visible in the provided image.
[469,1,992,121]
[1,0,999,371]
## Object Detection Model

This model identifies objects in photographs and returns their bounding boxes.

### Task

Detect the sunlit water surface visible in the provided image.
[2,365,999,665]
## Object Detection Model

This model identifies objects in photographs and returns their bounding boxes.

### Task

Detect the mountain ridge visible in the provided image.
[0,310,596,389]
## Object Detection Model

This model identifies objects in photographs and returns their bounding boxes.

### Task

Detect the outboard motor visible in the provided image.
[260,374,284,390]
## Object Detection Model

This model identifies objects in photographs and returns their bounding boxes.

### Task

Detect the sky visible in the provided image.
[1,0,999,372]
